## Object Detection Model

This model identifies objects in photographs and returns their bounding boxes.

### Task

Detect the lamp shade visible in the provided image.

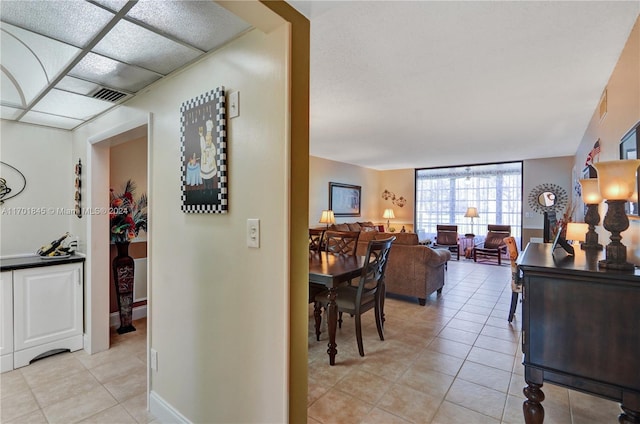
[464,207,479,218]
[383,208,395,219]
[593,159,640,200]
[565,222,588,242]
[579,179,602,204]
[319,210,335,225]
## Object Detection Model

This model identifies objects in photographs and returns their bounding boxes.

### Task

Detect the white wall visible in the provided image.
[72,24,290,422]
[573,16,640,265]
[309,155,381,225]
[0,121,74,257]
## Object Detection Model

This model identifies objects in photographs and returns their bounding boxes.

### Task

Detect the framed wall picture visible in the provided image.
[329,182,361,216]
[180,86,227,213]
[620,121,639,216]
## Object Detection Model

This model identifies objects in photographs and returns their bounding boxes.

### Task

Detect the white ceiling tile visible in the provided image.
[20,110,84,130]
[33,89,114,121]
[1,22,81,106]
[126,0,251,52]
[93,19,201,75]
[69,52,161,93]
[56,76,102,96]
[1,105,24,120]
[0,0,114,47]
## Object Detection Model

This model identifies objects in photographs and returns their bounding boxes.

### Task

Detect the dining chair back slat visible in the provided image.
[324,230,360,255]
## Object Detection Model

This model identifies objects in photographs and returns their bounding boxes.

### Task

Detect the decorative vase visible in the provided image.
[113,241,136,334]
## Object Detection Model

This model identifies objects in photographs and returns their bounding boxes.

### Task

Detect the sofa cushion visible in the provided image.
[375,232,418,245]
[348,223,363,232]
[332,223,351,231]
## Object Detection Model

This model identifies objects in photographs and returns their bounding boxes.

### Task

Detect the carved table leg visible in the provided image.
[619,406,640,423]
[326,288,338,365]
[523,382,545,424]
[313,301,322,342]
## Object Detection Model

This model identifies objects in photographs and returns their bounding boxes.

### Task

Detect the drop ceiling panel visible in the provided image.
[56,76,102,96]
[69,52,161,93]
[1,23,80,106]
[92,19,201,75]
[0,1,252,130]
[125,0,252,52]
[0,0,115,47]
[33,89,114,120]
[20,110,84,130]
[0,73,23,108]
[1,105,24,120]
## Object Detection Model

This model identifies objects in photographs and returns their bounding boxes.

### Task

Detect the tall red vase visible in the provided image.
[113,242,136,334]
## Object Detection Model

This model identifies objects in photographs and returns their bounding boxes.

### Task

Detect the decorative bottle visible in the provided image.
[37,232,70,256]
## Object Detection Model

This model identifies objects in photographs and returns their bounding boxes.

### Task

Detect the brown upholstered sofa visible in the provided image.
[353,231,451,305]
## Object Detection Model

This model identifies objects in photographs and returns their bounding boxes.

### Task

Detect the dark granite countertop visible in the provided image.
[1,254,85,272]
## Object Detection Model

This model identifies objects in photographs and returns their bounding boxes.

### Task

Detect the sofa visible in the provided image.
[347,229,451,305]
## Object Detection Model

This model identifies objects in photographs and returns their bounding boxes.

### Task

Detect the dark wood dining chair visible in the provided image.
[323,230,360,255]
[473,225,511,265]
[314,236,395,356]
[309,229,327,304]
[504,236,522,322]
[309,228,325,252]
[432,224,460,260]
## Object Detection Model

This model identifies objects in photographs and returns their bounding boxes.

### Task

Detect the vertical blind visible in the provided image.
[415,162,522,241]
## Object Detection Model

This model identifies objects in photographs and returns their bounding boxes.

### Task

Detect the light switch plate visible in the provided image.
[247,218,260,248]
[229,91,239,118]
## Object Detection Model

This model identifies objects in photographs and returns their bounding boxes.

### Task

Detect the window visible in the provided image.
[415,162,522,243]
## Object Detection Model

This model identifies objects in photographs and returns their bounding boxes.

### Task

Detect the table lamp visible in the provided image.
[464,207,479,236]
[319,209,335,229]
[578,178,603,250]
[565,222,588,247]
[383,208,395,231]
[593,159,640,270]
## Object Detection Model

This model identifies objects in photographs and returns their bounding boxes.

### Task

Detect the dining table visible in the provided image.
[309,250,366,365]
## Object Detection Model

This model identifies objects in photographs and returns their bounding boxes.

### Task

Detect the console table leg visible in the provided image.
[523,383,545,424]
[619,406,640,423]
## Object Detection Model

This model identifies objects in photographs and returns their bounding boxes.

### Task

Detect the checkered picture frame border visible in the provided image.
[179,86,227,213]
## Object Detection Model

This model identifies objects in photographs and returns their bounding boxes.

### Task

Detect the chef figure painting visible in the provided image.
[180,86,227,213]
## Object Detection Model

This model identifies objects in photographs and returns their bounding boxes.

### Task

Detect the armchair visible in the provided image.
[432,225,460,260]
[473,225,511,265]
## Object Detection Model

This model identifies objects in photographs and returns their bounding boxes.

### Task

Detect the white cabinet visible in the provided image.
[1,262,84,370]
[1,271,13,373]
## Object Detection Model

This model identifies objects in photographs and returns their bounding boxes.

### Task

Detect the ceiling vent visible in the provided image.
[92,88,128,103]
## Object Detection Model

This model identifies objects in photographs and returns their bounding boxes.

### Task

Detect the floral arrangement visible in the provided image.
[110,180,147,243]
[552,197,576,239]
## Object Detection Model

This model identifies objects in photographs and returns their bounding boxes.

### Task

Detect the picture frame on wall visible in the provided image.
[329,182,361,216]
[180,86,227,213]
[620,120,639,216]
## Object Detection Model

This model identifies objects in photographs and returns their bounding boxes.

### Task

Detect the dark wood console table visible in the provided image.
[517,243,640,423]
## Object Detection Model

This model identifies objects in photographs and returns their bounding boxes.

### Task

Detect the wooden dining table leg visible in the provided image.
[326,287,338,365]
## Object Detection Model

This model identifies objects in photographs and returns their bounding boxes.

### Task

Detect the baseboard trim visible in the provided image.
[149,390,191,424]
[109,305,147,328]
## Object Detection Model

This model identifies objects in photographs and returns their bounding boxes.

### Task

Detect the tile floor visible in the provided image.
[307,259,623,424]
[0,260,624,424]
[0,318,156,424]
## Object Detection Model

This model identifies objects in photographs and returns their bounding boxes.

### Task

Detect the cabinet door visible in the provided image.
[13,263,83,352]
[1,271,13,372]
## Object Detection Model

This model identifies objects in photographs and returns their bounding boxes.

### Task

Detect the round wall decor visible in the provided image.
[528,183,568,214]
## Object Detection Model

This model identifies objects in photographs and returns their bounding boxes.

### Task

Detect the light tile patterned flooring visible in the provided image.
[307,259,622,424]
[0,261,624,424]
[1,318,156,424]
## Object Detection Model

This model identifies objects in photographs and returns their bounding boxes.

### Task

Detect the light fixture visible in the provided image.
[578,178,603,250]
[592,159,640,270]
[565,222,588,245]
[464,207,479,235]
[383,208,395,231]
[319,210,335,229]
